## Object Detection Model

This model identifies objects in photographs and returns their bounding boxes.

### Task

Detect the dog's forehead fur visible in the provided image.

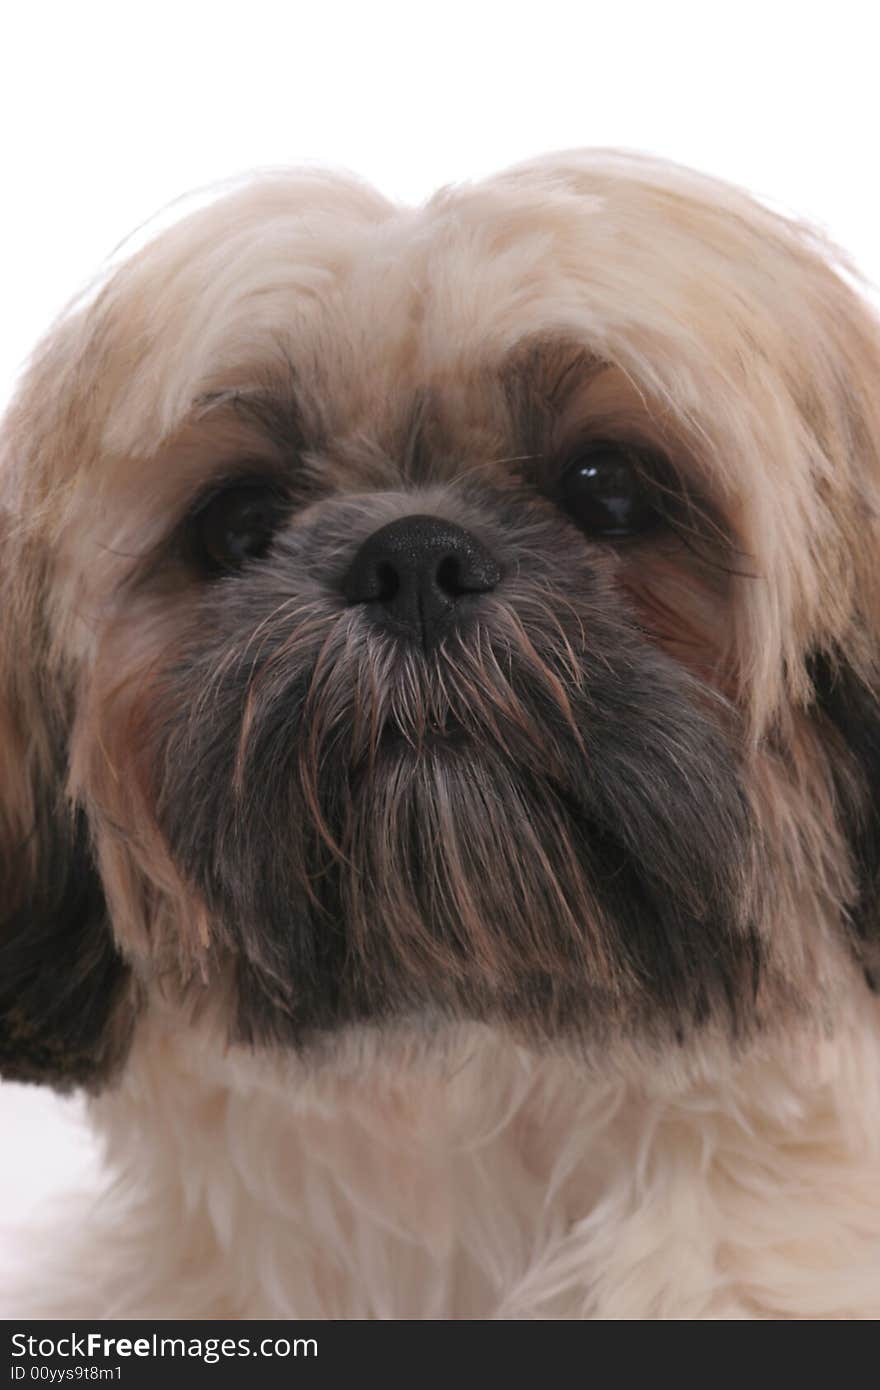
[80,153,868,458]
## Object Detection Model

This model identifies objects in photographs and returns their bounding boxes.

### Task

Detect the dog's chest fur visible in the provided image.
[11,1009,880,1320]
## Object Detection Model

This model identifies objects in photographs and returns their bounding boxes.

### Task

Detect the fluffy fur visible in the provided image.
[2,150,880,1318]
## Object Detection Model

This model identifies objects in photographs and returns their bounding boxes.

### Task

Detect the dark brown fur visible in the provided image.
[119,477,766,1050]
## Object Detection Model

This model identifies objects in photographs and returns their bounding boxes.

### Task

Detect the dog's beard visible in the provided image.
[137,492,762,1052]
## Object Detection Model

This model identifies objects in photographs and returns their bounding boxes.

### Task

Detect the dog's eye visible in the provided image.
[558,444,661,538]
[189,480,288,574]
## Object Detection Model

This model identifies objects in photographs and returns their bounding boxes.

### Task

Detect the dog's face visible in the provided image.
[2,153,880,1089]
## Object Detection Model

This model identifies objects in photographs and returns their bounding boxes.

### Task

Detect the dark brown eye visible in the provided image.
[190,480,288,574]
[558,444,661,538]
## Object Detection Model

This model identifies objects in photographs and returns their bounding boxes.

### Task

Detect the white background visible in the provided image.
[2,0,879,1280]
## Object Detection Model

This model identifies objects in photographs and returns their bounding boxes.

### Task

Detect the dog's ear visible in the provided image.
[809,651,880,988]
[0,528,136,1091]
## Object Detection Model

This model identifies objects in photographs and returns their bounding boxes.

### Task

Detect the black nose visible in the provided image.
[342,515,501,645]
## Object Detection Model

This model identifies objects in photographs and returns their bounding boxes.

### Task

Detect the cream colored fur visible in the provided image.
[4,996,880,1319]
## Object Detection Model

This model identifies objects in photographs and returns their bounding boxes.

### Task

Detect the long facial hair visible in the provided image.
[124,484,765,1051]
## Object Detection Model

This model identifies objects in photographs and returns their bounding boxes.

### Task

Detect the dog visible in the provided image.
[2,150,879,1319]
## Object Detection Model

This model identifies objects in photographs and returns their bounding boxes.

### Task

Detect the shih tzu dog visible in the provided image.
[2,151,880,1319]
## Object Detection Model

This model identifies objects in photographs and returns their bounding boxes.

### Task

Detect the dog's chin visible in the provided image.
[154,703,762,1057]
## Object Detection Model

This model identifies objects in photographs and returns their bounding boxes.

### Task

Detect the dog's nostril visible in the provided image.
[342,514,501,645]
[435,554,464,597]
[375,561,400,603]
